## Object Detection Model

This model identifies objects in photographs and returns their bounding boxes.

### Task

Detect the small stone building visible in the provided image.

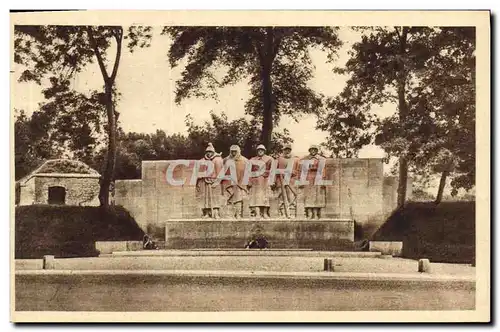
[16,159,101,206]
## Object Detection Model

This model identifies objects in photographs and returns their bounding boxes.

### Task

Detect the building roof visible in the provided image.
[17,159,100,184]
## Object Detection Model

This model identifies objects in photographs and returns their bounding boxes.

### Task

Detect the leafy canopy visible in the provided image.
[163,27,342,122]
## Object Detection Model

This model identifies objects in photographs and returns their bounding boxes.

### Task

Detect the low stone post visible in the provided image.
[323,258,333,272]
[43,255,55,270]
[418,258,431,273]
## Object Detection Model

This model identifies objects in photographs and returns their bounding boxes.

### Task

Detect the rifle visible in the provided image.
[225,183,248,205]
[279,175,291,218]
[287,182,297,207]
[207,178,214,218]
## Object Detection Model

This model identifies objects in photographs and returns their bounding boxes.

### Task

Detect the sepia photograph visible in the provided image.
[10,10,490,323]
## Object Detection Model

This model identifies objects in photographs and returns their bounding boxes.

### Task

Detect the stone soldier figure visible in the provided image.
[299,144,327,219]
[196,143,224,219]
[223,145,249,219]
[276,144,300,218]
[248,144,273,219]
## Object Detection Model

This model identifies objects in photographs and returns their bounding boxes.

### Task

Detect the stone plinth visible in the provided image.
[95,241,144,254]
[369,241,403,257]
[164,218,355,250]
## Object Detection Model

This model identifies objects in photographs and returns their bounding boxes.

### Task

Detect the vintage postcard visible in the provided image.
[10,10,490,323]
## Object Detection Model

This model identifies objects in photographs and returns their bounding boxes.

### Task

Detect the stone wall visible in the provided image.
[383,176,414,219]
[115,158,411,237]
[164,218,354,250]
[19,177,36,206]
[18,175,100,206]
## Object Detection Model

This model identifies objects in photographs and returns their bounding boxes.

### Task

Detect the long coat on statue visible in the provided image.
[248,155,273,207]
[276,154,300,205]
[223,150,249,204]
[298,154,327,208]
[276,154,300,186]
[196,154,224,209]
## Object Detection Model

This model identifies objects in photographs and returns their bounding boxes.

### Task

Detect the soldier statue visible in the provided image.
[248,144,273,219]
[223,145,249,219]
[298,144,327,219]
[275,144,300,218]
[196,143,224,219]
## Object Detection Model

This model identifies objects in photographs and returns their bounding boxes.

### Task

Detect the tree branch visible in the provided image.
[271,28,292,59]
[406,32,415,44]
[252,40,265,67]
[395,26,402,43]
[87,26,110,84]
[109,27,123,83]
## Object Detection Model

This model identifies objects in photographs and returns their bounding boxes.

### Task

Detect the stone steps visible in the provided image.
[164,217,355,250]
[105,249,380,257]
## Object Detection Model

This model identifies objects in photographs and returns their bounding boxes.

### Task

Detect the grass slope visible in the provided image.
[371,201,475,264]
[15,205,145,259]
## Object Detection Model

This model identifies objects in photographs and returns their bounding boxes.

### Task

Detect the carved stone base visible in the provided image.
[164,218,355,250]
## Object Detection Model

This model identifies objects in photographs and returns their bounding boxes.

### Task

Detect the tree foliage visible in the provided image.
[14,109,59,180]
[378,27,475,199]
[421,28,475,196]
[320,26,475,204]
[163,27,342,147]
[14,25,152,205]
[88,112,293,180]
[185,111,292,158]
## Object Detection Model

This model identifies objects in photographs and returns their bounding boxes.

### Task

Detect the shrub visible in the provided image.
[371,201,475,263]
[15,205,145,258]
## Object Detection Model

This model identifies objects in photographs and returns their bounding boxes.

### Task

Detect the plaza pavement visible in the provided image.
[15,253,475,276]
[14,251,476,312]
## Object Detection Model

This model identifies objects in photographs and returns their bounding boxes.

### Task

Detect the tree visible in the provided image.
[317,97,375,158]
[103,112,294,180]
[410,187,436,202]
[321,27,475,206]
[14,109,62,180]
[381,27,475,204]
[420,27,475,200]
[39,78,107,160]
[163,27,342,147]
[14,25,152,206]
[185,111,293,158]
[321,27,474,207]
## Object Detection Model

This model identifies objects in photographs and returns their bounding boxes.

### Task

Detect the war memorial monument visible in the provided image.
[112,142,410,251]
[12,12,484,320]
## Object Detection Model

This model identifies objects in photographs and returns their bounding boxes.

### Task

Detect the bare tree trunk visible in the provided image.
[87,26,123,208]
[258,27,280,148]
[435,169,449,204]
[260,64,273,147]
[435,158,454,204]
[98,85,117,207]
[397,157,408,207]
[396,26,409,208]
[396,77,409,207]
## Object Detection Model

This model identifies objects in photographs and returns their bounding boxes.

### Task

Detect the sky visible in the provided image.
[12,27,397,166]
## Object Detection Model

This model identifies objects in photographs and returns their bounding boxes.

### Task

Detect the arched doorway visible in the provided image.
[48,186,66,205]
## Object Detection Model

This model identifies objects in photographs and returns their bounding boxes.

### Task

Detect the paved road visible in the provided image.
[15,254,475,312]
[15,271,474,311]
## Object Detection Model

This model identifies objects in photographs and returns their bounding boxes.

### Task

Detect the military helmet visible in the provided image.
[309,144,319,152]
[256,144,266,151]
[205,143,215,153]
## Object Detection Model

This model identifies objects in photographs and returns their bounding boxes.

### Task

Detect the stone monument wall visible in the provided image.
[115,158,410,238]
